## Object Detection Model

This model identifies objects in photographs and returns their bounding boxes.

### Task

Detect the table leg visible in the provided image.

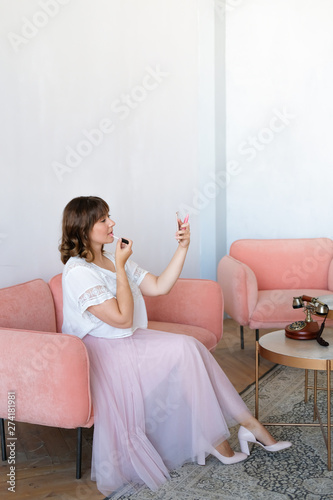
[255,341,259,419]
[304,369,308,403]
[314,370,318,421]
[327,360,331,471]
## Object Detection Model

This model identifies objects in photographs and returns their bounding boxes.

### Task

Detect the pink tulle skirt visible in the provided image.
[83,329,251,496]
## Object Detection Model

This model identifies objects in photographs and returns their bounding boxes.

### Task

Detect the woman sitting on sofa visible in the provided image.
[59,196,291,496]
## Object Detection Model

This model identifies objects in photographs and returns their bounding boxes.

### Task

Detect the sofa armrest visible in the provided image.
[143,279,223,344]
[0,328,92,429]
[328,260,333,291]
[217,256,258,325]
[49,274,63,333]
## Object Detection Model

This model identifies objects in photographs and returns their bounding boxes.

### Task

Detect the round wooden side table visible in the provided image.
[255,328,333,470]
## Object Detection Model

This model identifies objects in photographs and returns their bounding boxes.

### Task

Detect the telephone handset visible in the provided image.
[285,295,329,346]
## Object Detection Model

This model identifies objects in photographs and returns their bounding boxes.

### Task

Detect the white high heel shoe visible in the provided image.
[210,447,248,465]
[238,426,292,455]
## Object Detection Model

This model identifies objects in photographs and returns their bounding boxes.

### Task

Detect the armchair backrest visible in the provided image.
[230,238,333,290]
[0,279,57,332]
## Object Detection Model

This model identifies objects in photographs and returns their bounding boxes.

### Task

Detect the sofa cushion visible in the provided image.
[0,279,57,333]
[230,238,333,291]
[147,321,218,351]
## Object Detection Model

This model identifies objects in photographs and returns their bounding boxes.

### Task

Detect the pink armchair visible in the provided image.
[218,238,333,348]
[0,275,223,478]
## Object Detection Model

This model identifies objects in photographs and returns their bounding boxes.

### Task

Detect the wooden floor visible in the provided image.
[213,319,276,393]
[1,320,276,500]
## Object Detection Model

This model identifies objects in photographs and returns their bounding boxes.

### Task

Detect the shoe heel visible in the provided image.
[239,439,250,455]
[197,451,206,465]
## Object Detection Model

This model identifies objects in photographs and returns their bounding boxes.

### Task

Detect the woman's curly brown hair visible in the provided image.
[59,196,110,264]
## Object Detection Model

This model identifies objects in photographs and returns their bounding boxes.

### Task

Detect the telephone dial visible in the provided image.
[285,295,329,346]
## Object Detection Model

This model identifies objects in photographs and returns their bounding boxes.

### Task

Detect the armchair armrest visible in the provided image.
[143,279,223,344]
[328,260,333,291]
[0,328,92,429]
[217,256,258,325]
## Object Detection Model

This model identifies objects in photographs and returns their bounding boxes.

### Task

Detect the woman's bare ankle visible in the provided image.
[215,440,234,458]
[241,418,276,446]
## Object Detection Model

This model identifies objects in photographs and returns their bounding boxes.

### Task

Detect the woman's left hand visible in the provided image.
[176,217,190,248]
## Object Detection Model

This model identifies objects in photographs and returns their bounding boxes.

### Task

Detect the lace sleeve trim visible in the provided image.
[132,265,148,285]
[78,285,114,314]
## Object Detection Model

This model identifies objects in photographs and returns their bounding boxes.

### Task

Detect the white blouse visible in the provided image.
[62,253,149,339]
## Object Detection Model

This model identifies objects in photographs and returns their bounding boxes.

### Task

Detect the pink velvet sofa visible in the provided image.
[218,238,333,348]
[0,274,223,478]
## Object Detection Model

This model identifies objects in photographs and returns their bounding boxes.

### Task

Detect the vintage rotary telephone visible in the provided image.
[285,295,329,346]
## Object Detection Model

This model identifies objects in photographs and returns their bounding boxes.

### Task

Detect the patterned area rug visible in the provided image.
[106,365,333,499]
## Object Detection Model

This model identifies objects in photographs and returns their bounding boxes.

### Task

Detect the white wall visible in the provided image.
[225,0,333,250]
[2,1,333,289]
[0,0,218,288]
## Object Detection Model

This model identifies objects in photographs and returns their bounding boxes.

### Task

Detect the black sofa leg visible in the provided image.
[240,328,259,348]
[2,419,84,478]
[240,326,244,349]
[1,418,7,461]
[76,427,82,479]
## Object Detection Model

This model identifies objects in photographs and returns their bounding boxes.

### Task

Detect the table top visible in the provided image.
[259,328,333,369]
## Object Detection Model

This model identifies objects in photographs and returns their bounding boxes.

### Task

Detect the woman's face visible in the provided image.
[89,213,116,248]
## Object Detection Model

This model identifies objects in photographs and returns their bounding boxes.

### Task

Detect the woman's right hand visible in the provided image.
[115,238,133,269]
[89,238,134,329]
[87,237,134,327]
